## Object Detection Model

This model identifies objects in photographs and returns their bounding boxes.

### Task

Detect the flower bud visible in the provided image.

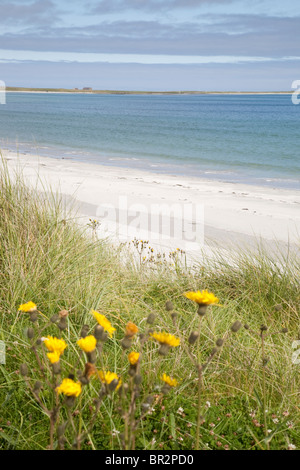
[87,350,97,364]
[121,337,132,350]
[29,311,38,322]
[80,325,90,338]
[52,361,61,375]
[146,313,156,325]
[165,301,174,311]
[59,310,69,318]
[231,321,242,332]
[58,317,67,330]
[171,312,178,323]
[281,328,288,334]
[260,324,268,332]
[94,326,108,343]
[50,314,59,323]
[20,363,28,376]
[94,325,104,340]
[27,327,35,339]
[216,338,224,347]
[33,381,42,392]
[79,376,89,385]
[188,331,199,345]
[134,374,142,385]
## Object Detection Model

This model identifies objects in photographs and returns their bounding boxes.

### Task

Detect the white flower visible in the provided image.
[272,418,279,424]
[177,407,184,415]
[205,401,211,408]
[288,444,296,450]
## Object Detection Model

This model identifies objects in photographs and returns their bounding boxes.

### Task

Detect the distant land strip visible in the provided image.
[5,87,293,95]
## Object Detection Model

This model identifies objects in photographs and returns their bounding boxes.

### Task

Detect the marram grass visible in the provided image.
[0,158,299,450]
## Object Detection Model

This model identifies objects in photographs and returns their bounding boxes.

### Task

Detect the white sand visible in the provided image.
[2,149,300,263]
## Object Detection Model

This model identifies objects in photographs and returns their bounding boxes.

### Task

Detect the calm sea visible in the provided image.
[1,92,300,189]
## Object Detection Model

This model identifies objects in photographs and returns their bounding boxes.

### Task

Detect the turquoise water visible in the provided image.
[0,92,300,189]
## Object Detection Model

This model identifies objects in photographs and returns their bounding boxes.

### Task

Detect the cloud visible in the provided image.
[87,0,235,14]
[1,14,300,58]
[0,0,59,26]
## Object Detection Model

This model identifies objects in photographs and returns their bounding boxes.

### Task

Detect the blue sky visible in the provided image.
[0,0,299,90]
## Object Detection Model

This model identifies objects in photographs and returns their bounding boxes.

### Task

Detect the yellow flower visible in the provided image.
[161,373,178,387]
[56,378,82,397]
[77,335,97,353]
[18,301,37,312]
[91,310,116,338]
[128,351,140,365]
[184,290,219,306]
[44,336,67,355]
[150,332,180,347]
[125,322,139,337]
[98,370,122,390]
[47,351,61,364]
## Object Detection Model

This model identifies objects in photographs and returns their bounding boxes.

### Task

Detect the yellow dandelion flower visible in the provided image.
[77,335,97,353]
[56,378,82,397]
[98,370,122,390]
[184,290,220,306]
[128,351,140,365]
[44,336,67,355]
[47,351,61,364]
[150,332,180,347]
[161,373,178,387]
[91,310,116,338]
[18,301,37,312]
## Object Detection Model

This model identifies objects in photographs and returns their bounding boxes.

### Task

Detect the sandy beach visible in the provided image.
[2,148,300,262]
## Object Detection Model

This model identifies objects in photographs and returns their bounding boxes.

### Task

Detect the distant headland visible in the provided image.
[5,86,292,95]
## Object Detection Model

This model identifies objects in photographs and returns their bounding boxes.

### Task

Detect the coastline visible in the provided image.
[2,148,299,262]
[5,89,293,95]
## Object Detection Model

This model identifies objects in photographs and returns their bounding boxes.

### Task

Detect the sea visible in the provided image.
[0,92,300,190]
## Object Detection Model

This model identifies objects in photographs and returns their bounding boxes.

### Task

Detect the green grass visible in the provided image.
[0,158,299,450]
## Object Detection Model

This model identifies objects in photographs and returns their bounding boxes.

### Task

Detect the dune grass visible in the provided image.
[0,159,299,450]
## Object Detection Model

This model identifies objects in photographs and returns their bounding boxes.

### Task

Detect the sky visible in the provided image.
[0,0,299,91]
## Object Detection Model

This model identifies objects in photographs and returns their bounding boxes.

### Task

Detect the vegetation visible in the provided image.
[0,159,299,450]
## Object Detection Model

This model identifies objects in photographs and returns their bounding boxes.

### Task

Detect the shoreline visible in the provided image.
[2,148,299,262]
